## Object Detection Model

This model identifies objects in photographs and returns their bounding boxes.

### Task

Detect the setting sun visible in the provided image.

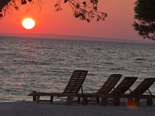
[22,18,35,29]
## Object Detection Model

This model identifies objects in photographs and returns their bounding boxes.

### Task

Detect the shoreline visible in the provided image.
[0,101,155,116]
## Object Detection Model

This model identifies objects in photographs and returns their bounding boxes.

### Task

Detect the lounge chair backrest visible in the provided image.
[97,74,122,94]
[130,78,155,97]
[63,70,88,94]
[110,77,138,96]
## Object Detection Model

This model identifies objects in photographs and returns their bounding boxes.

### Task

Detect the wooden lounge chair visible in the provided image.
[123,78,155,106]
[84,74,122,104]
[81,77,138,106]
[97,74,122,94]
[108,77,138,106]
[28,70,88,105]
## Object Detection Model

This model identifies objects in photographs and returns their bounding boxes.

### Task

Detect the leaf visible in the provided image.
[21,0,27,5]
[87,19,90,22]
[64,0,68,3]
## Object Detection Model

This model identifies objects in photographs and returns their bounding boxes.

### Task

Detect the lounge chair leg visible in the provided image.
[50,96,53,103]
[101,97,107,106]
[77,97,81,104]
[134,98,140,106]
[96,97,99,104]
[66,96,73,106]
[113,98,120,106]
[82,97,88,106]
[146,99,153,106]
[33,91,37,101]
[37,96,40,103]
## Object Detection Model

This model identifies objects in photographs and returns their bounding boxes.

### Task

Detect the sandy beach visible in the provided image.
[1,100,155,116]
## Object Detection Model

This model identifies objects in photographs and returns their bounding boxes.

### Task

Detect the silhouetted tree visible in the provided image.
[133,0,155,40]
[0,0,107,22]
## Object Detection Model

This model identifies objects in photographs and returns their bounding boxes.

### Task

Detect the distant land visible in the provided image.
[0,33,153,44]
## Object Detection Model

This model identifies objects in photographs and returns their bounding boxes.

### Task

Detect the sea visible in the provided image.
[0,36,155,102]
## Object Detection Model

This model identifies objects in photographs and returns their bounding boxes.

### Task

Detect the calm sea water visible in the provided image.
[0,36,155,102]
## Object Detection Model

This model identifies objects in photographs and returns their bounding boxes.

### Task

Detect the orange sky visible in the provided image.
[0,0,146,41]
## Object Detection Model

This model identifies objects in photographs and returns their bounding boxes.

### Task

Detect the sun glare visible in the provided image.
[22,18,35,29]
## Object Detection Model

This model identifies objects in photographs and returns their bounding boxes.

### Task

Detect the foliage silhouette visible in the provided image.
[0,0,107,22]
[133,0,155,40]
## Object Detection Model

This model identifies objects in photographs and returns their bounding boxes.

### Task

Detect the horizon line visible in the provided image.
[0,32,153,44]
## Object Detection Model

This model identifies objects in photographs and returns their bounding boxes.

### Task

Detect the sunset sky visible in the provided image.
[0,0,148,42]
